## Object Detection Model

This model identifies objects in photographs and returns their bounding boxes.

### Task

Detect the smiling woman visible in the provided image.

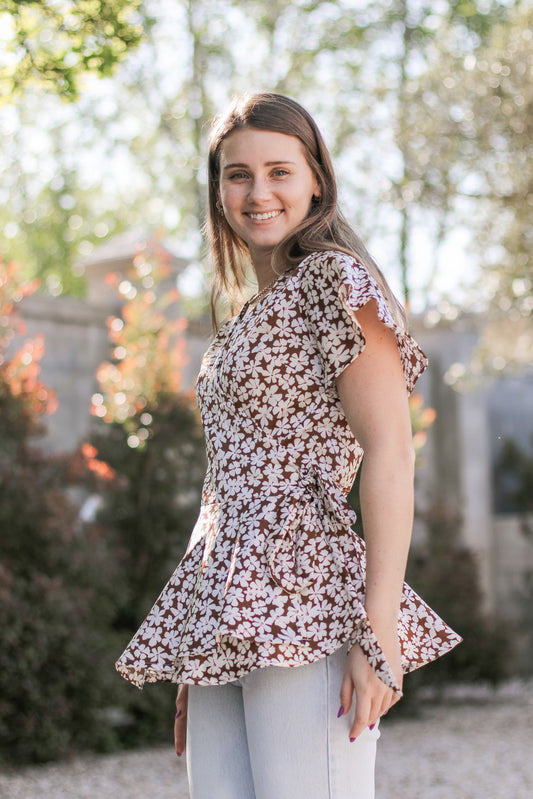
[116,93,461,799]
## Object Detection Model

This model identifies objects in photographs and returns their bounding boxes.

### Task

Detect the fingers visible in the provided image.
[342,644,403,740]
[349,692,373,740]
[349,685,396,740]
[338,670,355,719]
[174,684,189,757]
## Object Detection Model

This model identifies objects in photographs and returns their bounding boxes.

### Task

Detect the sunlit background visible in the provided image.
[1,0,531,319]
[0,0,532,784]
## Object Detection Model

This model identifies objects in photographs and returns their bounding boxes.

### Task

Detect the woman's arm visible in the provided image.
[336,300,415,740]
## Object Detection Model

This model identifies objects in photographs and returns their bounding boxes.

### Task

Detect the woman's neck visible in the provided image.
[251,257,277,292]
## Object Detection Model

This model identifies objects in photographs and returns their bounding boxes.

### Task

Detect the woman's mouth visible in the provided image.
[247,210,283,221]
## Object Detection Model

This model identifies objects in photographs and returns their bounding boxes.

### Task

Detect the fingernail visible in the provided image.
[350,736,357,743]
[337,705,344,718]
[369,723,376,730]
[175,710,182,719]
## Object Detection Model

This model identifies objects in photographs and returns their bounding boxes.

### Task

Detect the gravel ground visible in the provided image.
[1,683,532,799]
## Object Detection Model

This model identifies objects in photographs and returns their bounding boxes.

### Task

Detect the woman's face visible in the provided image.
[218,127,320,268]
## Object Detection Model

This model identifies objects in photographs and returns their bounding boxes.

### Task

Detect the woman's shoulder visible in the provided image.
[296,249,379,303]
[298,249,366,275]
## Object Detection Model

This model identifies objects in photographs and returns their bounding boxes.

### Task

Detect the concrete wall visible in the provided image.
[18,293,111,454]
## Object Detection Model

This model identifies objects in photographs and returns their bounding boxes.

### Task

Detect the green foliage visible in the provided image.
[92,242,188,430]
[0,448,124,763]
[88,243,206,621]
[0,264,123,762]
[79,248,206,749]
[2,0,529,317]
[0,260,57,436]
[0,257,206,762]
[0,0,144,102]
[0,385,204,765]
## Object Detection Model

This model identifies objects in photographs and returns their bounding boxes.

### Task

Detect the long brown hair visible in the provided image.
[206,92,406,331]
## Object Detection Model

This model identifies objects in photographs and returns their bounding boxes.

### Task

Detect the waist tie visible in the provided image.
[264,465,356,594]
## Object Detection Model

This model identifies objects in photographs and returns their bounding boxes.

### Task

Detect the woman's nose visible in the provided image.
[248,177,272,203]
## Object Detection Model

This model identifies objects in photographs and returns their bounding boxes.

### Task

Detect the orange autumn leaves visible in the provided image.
[0,259,58,431]
[91,244,189,447]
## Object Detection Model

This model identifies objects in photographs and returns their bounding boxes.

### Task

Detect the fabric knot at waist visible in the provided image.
[263,464,357,595]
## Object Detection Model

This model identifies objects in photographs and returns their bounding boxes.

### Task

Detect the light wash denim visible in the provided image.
[186,644,380,799]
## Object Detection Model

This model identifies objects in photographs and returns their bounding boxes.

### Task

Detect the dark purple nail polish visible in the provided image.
[350,736,357,743]
[175,710,182,719]
[337,705,344,718]
[369,723,376,730]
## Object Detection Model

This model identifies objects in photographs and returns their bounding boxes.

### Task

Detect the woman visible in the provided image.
[116,93,461,798]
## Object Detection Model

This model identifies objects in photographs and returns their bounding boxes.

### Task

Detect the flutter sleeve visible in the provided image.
[298,250,428,392]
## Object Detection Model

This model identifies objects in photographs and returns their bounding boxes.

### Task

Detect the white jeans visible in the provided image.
[186,644,380,799]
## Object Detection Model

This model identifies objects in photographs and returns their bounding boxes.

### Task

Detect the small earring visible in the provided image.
[216,200,223,212]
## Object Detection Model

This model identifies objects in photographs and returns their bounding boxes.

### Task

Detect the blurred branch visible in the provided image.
[0,0,144,102]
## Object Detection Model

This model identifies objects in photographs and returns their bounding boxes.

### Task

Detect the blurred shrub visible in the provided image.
[88,396,205,630]
[0,256,206,762]
[0,453,123,762]
[0,259,121,762]
[80,395,205,751]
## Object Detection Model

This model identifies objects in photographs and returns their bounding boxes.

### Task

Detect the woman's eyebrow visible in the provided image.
[222,160,296,171]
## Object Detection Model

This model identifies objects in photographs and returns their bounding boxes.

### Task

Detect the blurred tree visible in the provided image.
[404,503,511,690]
[407,0,532,373]
[0,260,57,434]
[0,0,528,316]
[0,0,145,293]
[457,4,533,323]
[0,0,144,102]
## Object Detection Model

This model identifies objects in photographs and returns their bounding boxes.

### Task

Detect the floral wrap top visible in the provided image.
[116,250,461,691]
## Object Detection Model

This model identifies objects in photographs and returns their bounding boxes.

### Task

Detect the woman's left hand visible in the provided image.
[339,632,403,741]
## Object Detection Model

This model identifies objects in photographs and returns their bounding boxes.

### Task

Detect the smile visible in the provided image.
[247,210,282,221]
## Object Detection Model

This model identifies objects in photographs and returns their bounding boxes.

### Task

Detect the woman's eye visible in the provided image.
[273,169,289,177]
[228,172,248,180]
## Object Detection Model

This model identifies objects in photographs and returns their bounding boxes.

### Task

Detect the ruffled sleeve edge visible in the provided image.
[300,251,428,394]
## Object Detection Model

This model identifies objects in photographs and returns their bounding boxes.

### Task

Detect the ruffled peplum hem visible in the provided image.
[116,466,461,692]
